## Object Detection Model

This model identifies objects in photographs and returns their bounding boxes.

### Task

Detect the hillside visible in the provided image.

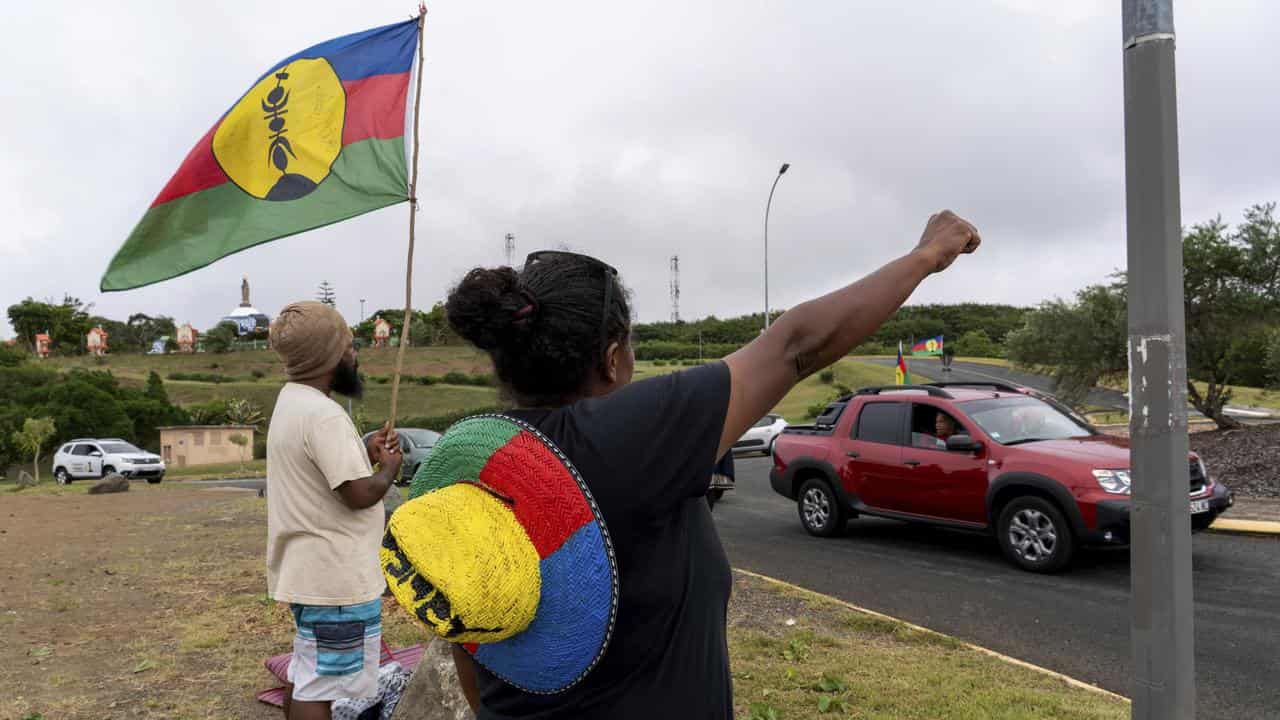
[42,348,896,425]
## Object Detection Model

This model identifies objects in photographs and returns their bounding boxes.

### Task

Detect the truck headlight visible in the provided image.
[1093,469,1131,495]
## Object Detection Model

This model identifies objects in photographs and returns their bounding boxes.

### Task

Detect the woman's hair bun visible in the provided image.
[445,267,525,351]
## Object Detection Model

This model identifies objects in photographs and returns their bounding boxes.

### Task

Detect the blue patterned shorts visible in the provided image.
[288,599,382,701]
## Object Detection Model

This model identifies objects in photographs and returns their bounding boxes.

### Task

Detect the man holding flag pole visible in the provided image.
[99,8,431,718]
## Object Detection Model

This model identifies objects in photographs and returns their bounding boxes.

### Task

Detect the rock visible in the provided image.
[16,471,36,489]
[391,639,474,720]
[88,474,130,495]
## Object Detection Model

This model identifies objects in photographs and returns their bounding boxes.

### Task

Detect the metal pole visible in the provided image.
[360,298,366,323]
[763,163,790,331]
[1122,2,1194,718]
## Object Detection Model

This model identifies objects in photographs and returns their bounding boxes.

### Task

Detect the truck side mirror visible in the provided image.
[945,435,983,453]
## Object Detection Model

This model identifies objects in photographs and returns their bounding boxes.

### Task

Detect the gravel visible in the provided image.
[1190,423,1280,499]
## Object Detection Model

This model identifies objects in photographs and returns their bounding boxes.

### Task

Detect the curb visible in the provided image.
[734,568,1130,704]
[1209,518,1280,536]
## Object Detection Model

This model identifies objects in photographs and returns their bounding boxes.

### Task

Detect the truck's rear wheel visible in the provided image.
[998,496,1074,573]
[798,478,845,537]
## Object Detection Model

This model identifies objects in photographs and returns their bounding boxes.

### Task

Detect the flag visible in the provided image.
[911,335,944,356]
[895,342,911,385]
[101,19,420,291]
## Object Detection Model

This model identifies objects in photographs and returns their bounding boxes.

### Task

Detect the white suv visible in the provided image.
[52,439,166,485]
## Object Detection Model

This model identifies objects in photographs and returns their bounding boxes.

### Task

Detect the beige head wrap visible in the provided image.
[270,301,354,383]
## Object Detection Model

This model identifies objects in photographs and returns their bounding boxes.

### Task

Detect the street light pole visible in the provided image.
[360,298,366,323]
[764,163,790,331]
[1122,2,1194,718]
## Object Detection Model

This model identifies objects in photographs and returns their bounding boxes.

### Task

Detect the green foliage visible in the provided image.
[187,400,229,425]
[745,703,780,720]
[633,304,1027,353]
[365,406,504,434]
[1007,203,1280,426]
[145,371,168,402]
[12,417,56,484]
[44,376,135,442]
[6,295,95,356]
[634,341,738,361]
[251,369,266,380]
[168,371,235,383]
[818,370,835,384]
[224,398,265,429]
[1006,281,1127,408]
[1266,329,1280,388]
[949,329,1002,358]
[0,342,27,367]
[202,321,240,354]
[355,303,460,348]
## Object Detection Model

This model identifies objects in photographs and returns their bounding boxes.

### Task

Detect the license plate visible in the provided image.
[1190,499,1210,515]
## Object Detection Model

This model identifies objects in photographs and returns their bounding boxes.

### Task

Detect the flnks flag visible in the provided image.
[911,335,944,356]
[895,342,911,385]
[101,19,420,291]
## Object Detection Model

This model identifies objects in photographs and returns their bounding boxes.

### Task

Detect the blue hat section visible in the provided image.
[472,522,614,693]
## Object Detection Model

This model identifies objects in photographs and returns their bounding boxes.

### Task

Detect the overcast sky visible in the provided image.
[3,0,1280,337]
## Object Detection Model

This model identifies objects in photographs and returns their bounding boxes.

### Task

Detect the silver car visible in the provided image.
[733,414,789,456]
[361,428,441,485]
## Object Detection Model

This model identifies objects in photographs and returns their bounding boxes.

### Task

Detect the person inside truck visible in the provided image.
[913,408,961,449]
[391,211,979,719]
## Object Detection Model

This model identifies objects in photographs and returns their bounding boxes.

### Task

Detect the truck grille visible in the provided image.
[1189,459,1206,495]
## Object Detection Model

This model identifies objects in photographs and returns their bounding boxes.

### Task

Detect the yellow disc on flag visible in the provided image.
[213,58,346,201]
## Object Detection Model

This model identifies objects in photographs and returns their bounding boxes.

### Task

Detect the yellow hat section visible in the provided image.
[382,484,541,644]
[213,57,345,199]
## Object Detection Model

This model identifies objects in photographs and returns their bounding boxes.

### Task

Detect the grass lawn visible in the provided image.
[772,359,898,423]
[1,489,1127,719]
[166,459,267,481]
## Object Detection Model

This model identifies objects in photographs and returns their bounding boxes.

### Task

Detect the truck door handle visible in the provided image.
[845,451,860,458]
[903,460,920,467]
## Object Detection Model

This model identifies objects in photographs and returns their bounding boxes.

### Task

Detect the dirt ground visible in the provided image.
[0,487,356,720]
[1189,423,1280,498]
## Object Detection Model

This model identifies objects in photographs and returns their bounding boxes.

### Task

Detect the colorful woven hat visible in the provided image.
[381,414,618,694]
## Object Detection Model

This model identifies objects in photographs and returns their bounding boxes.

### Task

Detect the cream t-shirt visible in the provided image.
[265,382,382,605]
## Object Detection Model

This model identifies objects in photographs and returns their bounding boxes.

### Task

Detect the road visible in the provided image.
[715,456,1280,720]
[200,468,1280,718]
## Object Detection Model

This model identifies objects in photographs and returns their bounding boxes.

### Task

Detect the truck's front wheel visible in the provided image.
[997,496,1075,573]
[798,478,845,537]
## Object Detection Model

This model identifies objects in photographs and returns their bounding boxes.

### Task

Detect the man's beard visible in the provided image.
[332,358,364,399]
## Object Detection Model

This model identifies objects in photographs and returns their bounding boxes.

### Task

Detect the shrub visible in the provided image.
[653,360,668,367]
[633,341,739,361]
[363,406,504,434]
[819,370,835,384]
[168,372,234,384]
[251,369,266,380]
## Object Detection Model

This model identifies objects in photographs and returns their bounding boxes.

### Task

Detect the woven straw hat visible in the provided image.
[381,414,618,694]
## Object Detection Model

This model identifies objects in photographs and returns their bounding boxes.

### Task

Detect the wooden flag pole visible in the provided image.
[387,4,428,431]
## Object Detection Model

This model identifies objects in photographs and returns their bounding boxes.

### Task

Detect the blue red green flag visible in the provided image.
[101,18,421,291]
[911,335,944,356]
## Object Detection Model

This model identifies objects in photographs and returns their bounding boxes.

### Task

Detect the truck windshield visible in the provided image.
[957,396,1093,445]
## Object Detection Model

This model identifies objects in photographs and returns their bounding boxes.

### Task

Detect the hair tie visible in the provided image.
[512,288,539,326]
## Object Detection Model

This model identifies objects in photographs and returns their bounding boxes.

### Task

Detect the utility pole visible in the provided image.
[504,233,516,266]
[669,255,680,323]
[1122,2,1194,718]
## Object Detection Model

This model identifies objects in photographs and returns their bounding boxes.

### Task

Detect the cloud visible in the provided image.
[2,0,1279,338]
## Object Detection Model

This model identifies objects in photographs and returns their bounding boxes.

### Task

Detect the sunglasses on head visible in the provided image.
[524,250,619,354]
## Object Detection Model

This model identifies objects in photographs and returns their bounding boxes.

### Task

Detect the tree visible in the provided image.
[228,433,250,471]
[12,417,56,484]
[145,371,169,403]
[317,281,336,307]
[1179,207,1280,427]
[203,321,240,353]
[1006,281,1128,408]
[6,296,94,354]
[1008,203,1280,428]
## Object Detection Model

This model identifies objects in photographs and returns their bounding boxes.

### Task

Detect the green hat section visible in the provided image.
[409,416,522,499]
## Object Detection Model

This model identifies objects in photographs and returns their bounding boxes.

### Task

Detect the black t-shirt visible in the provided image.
[471,361,734,720]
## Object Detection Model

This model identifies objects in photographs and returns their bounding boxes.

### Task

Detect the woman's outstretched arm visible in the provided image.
[719,210,980,458]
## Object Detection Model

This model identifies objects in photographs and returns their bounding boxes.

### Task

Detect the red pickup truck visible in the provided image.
[769,383,1234,572]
